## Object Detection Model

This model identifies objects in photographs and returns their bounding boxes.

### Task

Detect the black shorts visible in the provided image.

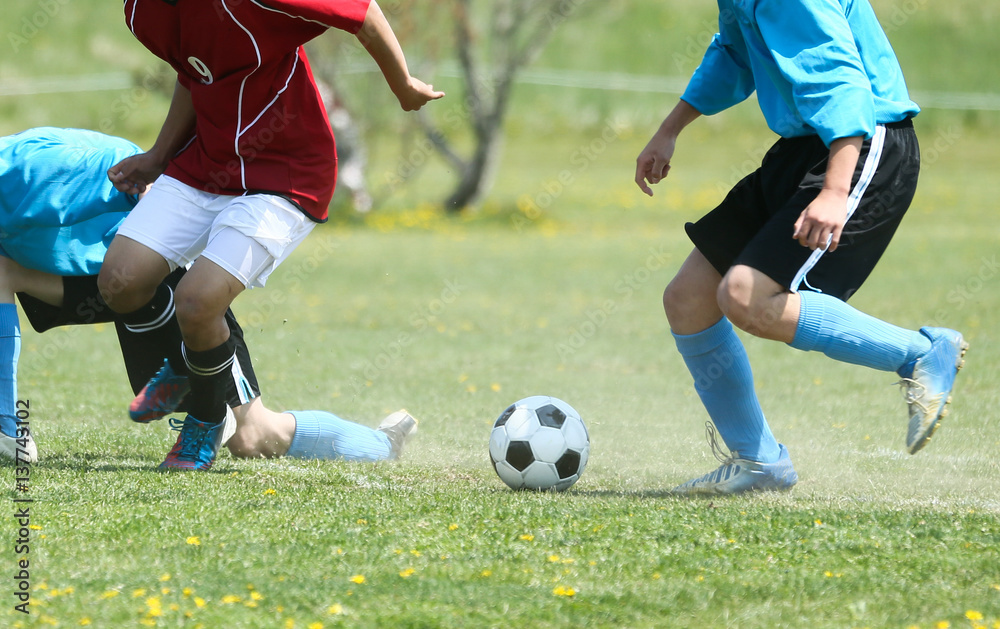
[685,119,919,301]
[16,269,261,408]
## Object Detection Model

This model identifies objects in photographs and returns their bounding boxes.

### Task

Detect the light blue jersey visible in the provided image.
[682,0,919,146]
[0,127,140,276]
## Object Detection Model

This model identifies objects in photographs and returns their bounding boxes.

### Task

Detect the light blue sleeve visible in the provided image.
[680,7,756,115]
[753,0,876,145]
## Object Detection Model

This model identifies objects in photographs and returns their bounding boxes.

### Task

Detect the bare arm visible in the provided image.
[108,80,196,195]
[634,100,702,196]
[357,1,444,111]
[792,136,863,251]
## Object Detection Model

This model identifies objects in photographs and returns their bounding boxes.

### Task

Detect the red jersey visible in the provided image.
[124,0,371,221]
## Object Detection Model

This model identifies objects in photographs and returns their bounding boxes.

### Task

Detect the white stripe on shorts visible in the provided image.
[790,124,887,293]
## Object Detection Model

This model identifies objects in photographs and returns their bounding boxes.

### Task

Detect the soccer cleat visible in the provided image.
[0,431,37,464]
[130,359,191,423]
[671,423,797,496]
[376,410,418,459]
[159,407,233,471]
[896,327,968,454]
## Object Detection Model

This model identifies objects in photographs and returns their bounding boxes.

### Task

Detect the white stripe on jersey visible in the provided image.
[220,0,264,191]
[249,0,331,29]
[127,0,139,35]
[239,53,299,136]
[790,124,887,293]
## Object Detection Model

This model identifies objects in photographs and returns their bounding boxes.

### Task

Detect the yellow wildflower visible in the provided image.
[552,585,576,597]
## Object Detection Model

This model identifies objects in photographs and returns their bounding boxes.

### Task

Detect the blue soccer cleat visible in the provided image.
[159,407,234,471]
[130,359,191,423]
[896,327,968,454]
[671,424,798,496]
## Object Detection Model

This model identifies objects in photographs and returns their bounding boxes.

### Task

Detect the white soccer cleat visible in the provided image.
[376,410,418,459]
[1,431,38,464]
[671,423,797,496]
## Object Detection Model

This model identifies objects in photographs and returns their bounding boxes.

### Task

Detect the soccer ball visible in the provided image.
[489,396,590,491]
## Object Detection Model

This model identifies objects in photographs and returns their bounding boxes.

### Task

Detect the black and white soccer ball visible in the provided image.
[489,396,590,491]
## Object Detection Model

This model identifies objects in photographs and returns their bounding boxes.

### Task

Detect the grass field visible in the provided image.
[3,0,1000,627]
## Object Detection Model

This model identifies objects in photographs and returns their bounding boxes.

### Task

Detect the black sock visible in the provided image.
[181,335,237,424]
[119,283,185,376]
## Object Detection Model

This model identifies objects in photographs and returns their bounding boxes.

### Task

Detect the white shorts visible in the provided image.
[115,175,316,288]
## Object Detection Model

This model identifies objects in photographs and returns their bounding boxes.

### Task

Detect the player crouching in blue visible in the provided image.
[635,0,967,495]
[0,127,415,466]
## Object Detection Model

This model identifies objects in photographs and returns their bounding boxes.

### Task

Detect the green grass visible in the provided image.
[3,1,1000,627]
[6,167,1000,627]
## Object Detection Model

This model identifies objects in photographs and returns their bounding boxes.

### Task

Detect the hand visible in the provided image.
[634,132,676,197]
[394,76,445,112]
[792,188,849,251]
[107,152,168,196]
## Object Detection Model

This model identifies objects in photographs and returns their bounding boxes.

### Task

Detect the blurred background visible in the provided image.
[3,0,998,220]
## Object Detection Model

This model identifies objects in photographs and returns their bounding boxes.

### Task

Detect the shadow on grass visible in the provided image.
[1,453,237,475]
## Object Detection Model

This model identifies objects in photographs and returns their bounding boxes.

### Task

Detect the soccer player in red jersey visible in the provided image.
[97,0,443,470]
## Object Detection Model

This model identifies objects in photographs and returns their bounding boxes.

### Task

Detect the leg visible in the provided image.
[97,236,171,313]
[665,249,782,466]
[720,264,966,454]
[227,399,414,461]
[662,248,724,334]
[0,256,59,462]
[171,258,244,431]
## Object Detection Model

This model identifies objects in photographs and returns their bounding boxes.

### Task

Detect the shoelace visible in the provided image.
[705,421,736,466]
[168,418,213,461]
[895,378,930,413]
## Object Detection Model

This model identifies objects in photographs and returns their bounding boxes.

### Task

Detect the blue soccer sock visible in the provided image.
[673,317,780,463]
[790,291,931,374]
[0,304,21,438]
[285,410,393,462]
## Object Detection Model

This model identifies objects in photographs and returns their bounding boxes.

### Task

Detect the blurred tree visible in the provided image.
[306,0,590,213]
[422,0,592,211]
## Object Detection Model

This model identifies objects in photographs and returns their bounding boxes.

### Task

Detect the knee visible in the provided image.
[663,277,702,328]
[226,429,268,459]
[173,284,223,333]
[97,259,159,313]
[717,267,779,335]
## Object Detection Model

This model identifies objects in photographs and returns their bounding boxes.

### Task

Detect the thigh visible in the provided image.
[114,175,235,271]
[202,194,315,289]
